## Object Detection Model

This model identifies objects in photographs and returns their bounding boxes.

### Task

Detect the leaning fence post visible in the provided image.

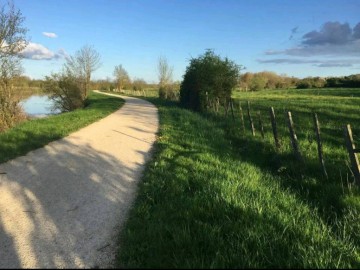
[239,102,246,133]
[313,113,328,179]
[269,107,281,149]
[247,101,255,136]
[344,124,360,184]
[286,111,303,162]
[258,111,264,139]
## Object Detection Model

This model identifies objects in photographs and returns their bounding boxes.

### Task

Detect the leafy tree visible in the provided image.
[180,49,241,112]
[113,64,130,90]
[297,77,326,89]
[249,73,268,91]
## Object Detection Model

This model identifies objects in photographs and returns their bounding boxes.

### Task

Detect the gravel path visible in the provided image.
[0,92,158,268]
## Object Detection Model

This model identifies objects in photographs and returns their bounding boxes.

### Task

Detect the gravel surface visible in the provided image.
[0,92,158,268]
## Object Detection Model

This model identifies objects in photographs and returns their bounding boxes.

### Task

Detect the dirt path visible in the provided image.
[0,92,158,268]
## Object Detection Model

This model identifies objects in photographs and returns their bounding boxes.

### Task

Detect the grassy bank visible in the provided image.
[117,90,360,268]
[0,91,124,164]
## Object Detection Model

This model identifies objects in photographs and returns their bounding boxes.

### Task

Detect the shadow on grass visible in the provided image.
[207,112,360,222]
[118,99,359,268]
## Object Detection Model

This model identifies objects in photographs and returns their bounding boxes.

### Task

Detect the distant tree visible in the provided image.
[113,65,130,91]
[157,56,176,100]
[249,73,267,91]
[0,1,28,131]
[180,49,241,112]
[65,45,101,99]
[297,77,326,89]
[158,56,173,87]
[239,72,253,91]
[132,78,147,91]
[240,71,299,91]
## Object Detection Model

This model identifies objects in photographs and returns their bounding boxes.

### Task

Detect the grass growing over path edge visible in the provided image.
[116,97,360,268]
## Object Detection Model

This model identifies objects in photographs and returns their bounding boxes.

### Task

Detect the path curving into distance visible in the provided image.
[0,92,159,268]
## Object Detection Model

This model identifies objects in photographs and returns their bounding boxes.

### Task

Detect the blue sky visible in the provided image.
[14,0,360,82]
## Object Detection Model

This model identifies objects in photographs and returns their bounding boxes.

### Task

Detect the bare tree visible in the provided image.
[0,1,27,57]
[0,1,28,131]
[113,64,130,91]
[65,45,101,99]
[157,56,173,87]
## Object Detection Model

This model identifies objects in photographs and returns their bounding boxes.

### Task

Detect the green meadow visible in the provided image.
[117,88,360,268]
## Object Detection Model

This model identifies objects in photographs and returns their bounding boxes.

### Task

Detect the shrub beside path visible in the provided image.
[0,92,159,268]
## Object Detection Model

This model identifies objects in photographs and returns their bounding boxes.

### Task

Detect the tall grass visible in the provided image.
[117,89,360,268]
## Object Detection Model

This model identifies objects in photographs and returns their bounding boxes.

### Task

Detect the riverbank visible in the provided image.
[0,91,124,164]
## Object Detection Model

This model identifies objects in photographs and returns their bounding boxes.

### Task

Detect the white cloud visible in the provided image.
[20,42,67,60]
[42,32,58,38]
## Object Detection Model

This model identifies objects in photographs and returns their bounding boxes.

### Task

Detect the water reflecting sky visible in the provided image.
[20,95,60,118]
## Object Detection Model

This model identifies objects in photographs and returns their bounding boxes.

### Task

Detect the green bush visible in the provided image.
[0,95,27,132]
[180,49,241,112]
[44,73,84,112]
[159,85,179,101]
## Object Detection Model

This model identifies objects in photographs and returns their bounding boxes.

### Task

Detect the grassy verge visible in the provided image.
[0,91,124,164]
[116,93,360,268]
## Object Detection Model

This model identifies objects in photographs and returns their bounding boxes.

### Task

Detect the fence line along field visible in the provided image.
[230,88,359,176]
[118,88,360,268]
[194,87,360,215]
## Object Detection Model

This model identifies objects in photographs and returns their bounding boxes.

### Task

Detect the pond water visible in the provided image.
[21,95,60,118]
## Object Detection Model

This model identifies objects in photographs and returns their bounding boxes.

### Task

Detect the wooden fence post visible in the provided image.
[205,92,209,110]
[216,97,220,113]
[239,102,246,133]
[230,99,235,120]
[313,113,328,179]
[269,107,281,149]
[286,111,303,162]
[344,124,360,184]
[258,111,264,139]
[247,101,255,136]
[224,98,229,117]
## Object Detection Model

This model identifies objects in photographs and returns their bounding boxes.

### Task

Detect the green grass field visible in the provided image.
[117,88,360,268]
[0,91,124,164]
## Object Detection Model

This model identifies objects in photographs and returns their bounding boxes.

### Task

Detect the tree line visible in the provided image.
[1,1,359,132]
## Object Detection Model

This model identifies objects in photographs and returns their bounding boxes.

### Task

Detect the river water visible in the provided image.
[20,95,60,118]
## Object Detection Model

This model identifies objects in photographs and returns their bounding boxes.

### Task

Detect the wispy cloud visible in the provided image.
[42,32,58,38]
[260,21,360,68]
[289,26,299,41]
[258,58,358,68]
[20,42,67,60]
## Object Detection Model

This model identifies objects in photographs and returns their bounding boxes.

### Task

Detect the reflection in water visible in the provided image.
[20,95,60,118]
